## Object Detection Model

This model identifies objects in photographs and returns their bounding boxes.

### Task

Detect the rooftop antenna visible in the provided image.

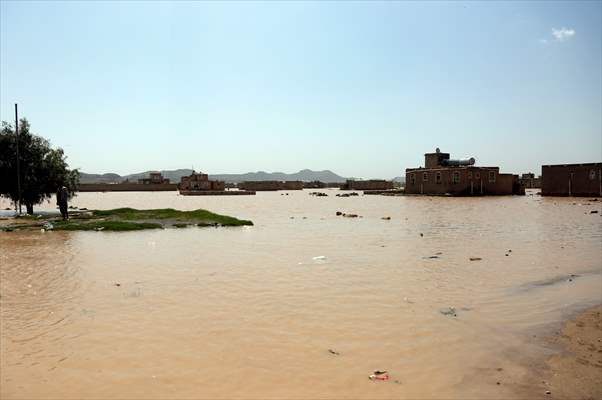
[15,104,22,214]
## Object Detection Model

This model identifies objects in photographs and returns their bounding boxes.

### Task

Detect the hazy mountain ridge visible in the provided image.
[80,169,350,184]
[79,173,124,184]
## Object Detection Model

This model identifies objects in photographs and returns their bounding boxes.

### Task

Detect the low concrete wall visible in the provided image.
[179,190,255,196]
[342,180,394,191]
[238,181,304,191]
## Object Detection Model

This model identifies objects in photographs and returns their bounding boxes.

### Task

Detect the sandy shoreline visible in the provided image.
[528,305,602,400]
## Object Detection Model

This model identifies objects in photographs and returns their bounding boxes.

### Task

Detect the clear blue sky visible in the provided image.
[1,1,600,178]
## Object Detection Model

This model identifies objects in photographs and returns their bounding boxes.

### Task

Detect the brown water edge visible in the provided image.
[461,304,602,400]
[1,189,601,399]
[525,305,602,400]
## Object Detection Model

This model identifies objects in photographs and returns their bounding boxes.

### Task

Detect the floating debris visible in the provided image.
[336,211,343,216]
[312,256,327,262]
[328,349,340,355]
[369,370,389,381]
[440,307,457,317]
[469,257,482,261]
[381,216,391,220]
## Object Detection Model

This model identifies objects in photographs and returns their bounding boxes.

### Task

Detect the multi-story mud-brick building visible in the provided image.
[179,171,225,191]
[541,163,602,197]
[404,148,523,196]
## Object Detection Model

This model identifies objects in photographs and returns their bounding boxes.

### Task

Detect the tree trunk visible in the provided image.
[26,203,33,215]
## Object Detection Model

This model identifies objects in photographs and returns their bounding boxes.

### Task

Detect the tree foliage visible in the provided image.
[0,118,79,214]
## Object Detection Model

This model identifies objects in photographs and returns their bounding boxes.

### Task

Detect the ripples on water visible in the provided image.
[1,190,601,399]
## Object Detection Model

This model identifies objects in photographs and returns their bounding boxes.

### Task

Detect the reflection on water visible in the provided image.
[1,190,601,399]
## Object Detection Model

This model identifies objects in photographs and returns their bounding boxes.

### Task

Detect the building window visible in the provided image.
[467,171,472,180]
[590,169,596,180]
[452,171,460,184]
[475,172,480,180]
[436,172,442,184]
[410,174,415,185]
[489,171,496,183]
[423,172,428,182]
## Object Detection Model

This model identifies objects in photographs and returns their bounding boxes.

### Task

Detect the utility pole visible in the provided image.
[15,103,22,214]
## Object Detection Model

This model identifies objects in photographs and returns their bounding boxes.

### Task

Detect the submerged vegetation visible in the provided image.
[0,207,253,232]
[53,220,163,231]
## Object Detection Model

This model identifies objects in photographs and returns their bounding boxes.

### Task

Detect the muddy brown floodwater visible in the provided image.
[1,189,601,399]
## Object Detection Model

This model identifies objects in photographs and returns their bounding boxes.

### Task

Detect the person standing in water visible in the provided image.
[56,186,69,220]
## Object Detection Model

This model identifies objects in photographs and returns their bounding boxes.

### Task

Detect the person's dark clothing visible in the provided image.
[56,187,69,220]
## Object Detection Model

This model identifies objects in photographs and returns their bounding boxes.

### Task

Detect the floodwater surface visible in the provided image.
[1,190,601,399]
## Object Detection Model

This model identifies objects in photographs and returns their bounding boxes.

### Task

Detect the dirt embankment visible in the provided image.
[536,306,602,400]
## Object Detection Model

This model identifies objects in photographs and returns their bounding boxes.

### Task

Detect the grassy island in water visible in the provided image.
[1,207,253,232]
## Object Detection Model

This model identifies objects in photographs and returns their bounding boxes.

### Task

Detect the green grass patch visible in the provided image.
[92,208,253,226]
[15,214,39,220]
[2,207,252,232]
[52,220,163,231]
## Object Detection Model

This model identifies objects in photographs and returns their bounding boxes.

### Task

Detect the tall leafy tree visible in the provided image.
[0,118,79,214]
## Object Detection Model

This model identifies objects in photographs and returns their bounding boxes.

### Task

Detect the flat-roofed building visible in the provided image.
[519,173,541,189]
[138,172,170,184]
[405,148,523,196]
[179,171,225,191]
[541,163,602,197]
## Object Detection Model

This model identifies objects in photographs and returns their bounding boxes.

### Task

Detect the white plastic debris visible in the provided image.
[312,256,327,261]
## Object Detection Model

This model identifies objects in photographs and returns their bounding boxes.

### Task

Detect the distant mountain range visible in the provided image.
[79,169,351,184]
